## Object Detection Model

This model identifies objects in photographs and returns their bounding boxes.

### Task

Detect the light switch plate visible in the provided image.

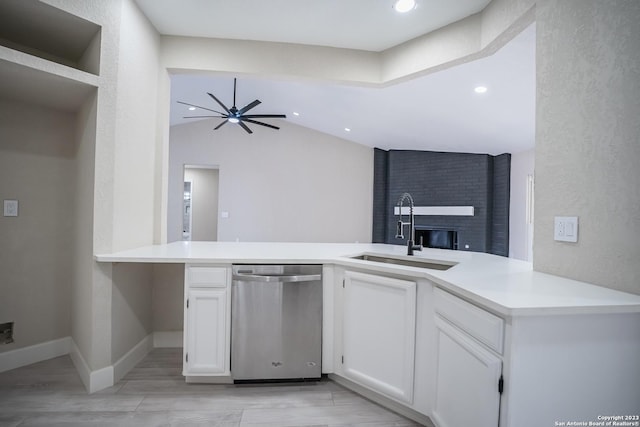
[554,216,578,242]
[3,200,18,217]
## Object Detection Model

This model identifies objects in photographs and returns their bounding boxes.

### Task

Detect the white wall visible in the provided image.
[0,100,75,353]
[111,263,153,362]
[534,0,640,295]
[42,0,122,373]
[109,0,162,367]
[152,264,184,333]
[509,148,535,261]
[168,120,374,243]
[111,0,161,252]
[44,0,163,377]
[72,92,101,371]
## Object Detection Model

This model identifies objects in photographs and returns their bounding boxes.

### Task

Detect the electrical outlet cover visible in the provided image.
[0,322,14,344]
[3,200,18,217]
[554,216,578,242]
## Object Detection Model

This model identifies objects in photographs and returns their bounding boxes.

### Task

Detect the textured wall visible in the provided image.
[109,0,162,370]
[168,120,374,244]
[111,0,161,252]
[111,263,153,362]
[45,0,162,375]
[535,0,640,294]
[0,100,75,354]
[72,93,100,371]
[152,264,184,333]
[374,150,510,255]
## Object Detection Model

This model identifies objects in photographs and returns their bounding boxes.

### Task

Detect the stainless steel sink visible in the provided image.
[349,253,456,271]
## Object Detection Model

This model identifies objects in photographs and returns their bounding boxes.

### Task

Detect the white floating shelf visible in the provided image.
[394,206,475,216]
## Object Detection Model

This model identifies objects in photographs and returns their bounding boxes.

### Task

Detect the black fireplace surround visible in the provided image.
[373,149,510,257]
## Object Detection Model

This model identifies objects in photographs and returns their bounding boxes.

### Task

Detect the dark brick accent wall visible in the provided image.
[372,148,389,243]
[490,153,511,256]
[372,150,510,256]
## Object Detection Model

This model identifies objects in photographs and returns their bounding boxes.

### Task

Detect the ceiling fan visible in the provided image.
[178,78,286,134]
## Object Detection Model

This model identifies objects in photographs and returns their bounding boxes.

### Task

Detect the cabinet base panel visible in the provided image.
[185,375,233,384]
[329,374,434,427]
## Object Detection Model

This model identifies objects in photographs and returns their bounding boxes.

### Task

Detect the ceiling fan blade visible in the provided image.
[214,120,228,130]
[238,120,253,134]
[238,99,261,115]
[243,114,287,119]
[207,92,230,114]
[243,118,280,130]
[177,101,226,115]
[233,78,237,108]
[183,115,226,119]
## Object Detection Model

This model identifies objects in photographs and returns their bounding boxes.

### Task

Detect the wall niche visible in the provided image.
[0,0,101,75]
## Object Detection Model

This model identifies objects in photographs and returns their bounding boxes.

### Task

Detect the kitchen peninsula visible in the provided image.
[96,242,640,427]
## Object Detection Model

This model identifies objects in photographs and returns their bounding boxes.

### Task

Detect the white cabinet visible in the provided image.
[183,265,231,378]
[341,270,417,404]
[432,288,503,427]
[432,317,502,427]
[333,269,640,427]
[184,288,228,374]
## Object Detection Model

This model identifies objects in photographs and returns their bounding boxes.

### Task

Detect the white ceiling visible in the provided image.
[137,0,535,155]
[135,0,492,52]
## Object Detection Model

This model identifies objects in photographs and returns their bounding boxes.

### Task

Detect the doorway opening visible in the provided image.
[183,165,220,241]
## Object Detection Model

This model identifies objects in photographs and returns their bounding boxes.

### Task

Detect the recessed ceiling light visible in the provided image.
[345,128,351,132]
[188,106,196,111]
[293,112,300,116]
[474,86,488,94]
[394,0,416,13]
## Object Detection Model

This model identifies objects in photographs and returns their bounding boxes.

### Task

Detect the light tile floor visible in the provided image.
[0,348,426,427]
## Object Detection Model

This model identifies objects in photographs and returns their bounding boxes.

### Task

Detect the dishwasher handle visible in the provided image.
[232,272,321,283]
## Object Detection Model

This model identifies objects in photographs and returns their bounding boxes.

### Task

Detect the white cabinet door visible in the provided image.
[184,288,229,375]
[342,271,416,404]
[432,317,502,427]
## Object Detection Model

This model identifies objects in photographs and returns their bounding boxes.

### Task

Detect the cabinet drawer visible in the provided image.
[187,266,228,288]
[434,287,504,354]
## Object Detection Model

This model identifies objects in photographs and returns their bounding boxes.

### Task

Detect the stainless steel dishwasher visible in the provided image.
[231,264,322,381]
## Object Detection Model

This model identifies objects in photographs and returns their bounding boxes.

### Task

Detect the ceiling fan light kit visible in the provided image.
[179,78,286,134]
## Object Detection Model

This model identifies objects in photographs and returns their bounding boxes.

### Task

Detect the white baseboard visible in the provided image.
[68,339,90,389]
[153,331,183,348]
[69,339,114,394]
[89,365,114,393]
[113,334,153,383]
[0,336,71,373]
[2,332,182,393]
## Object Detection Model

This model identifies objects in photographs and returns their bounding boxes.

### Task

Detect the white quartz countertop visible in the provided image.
[96,241,640,317]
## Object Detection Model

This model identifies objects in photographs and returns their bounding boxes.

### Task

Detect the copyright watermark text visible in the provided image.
[554,415,640,427]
